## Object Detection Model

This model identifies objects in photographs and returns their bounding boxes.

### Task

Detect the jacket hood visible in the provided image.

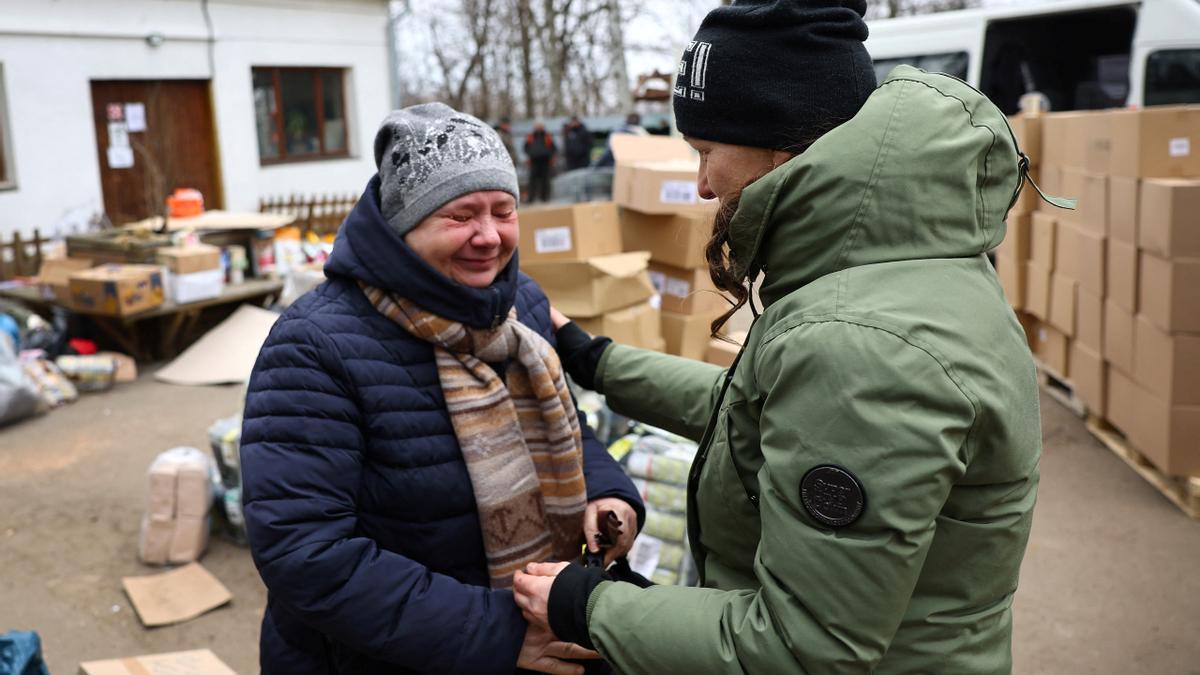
[325,174,519,328]
[728,66,1027,308]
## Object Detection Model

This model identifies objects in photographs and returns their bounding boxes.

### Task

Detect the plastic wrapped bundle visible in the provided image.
[139,447,215,565]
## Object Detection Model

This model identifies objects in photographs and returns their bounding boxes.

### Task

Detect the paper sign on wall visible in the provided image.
[108,122,130,149]
[106,102,124,121]
[107,146,134,169]
[125,103,147,132]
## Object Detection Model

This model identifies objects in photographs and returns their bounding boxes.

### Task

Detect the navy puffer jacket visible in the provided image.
[241,176,644,674]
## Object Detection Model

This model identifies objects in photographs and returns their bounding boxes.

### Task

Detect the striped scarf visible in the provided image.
[360,283,587,588]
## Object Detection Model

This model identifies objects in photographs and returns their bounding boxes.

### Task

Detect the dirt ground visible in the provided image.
[2,370,1199,674]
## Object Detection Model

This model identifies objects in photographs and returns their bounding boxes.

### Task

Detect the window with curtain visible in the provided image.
[252,67,349,164]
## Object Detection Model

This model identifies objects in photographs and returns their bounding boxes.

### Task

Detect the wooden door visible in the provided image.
[90,80,222,225]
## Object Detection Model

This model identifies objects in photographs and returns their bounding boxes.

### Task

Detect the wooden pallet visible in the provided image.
[1034,360,1087,418]
[1086,416,1200,520]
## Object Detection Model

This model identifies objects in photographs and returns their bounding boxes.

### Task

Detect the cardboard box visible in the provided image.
[518,202,622,262]
[68,264,164,316]
[704,336,744,368]
[1107,239,1138,312]
[996,254,1026,310]
[1132,390,1200,476]
[1052,221,1080,280]
[1077,173,1108,235]
[1032,322,1070,376]
[1107,176,1139,244]
[1076,229,1105,296]
[1134,315,1200,405]
[1057,169,1087,225]
[1103,301,1135,375]
[1105,365,1138,437]
[1035,166,1062,214]
[1084,113,1113,174]
[661,311,720,360]
[1008,114,1042,166]
[166,269,224,305]
[1076,289,1104,353]
[1137,178,1200,258]
[1070,342,1107,416]
[157,244,221,275]
[1108,106,1200,178]
[1040,112,1090,170]
[620,208,714,269]
[611,134,716,214]
[1030,212,1057,270]
[648,261,724,315]
[1025,263,1051,320]
[575,301,664,351]
[998,213,1032,261]
[1048,273,1077,337]
[1138,252,1200,333]
[36,257,93,303]
[523,252,655,318]
[80,649,235,675]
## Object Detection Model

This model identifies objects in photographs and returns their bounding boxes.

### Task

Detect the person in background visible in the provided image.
[524,121,557,203]
[562,115,592,170]
[496,116,518,167]
[592,112,646,168]
[241,102,643,675]
[513,0,1048,672]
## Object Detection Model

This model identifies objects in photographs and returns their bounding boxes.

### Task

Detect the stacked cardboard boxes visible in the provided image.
[158,244,225,304]
[520,202,665,351]
[611,135,724,361]
[997,105,1200,479]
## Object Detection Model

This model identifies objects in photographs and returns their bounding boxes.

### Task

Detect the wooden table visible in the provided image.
[0,278,283,360]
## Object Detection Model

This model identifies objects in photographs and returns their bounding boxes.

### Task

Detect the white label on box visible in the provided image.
[628,534,663,579]
[649,293,662,310]
[1168,137,1190,158]
[660,180,698,205]
[664,277,692,298]
[648,270,666,293]
[534,227,572,254]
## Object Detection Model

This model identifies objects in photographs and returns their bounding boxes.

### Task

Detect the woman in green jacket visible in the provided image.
[514,1,1058,673]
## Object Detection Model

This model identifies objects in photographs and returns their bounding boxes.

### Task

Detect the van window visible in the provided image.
[1145,49,1200,106]
[980,6,1136,114]
[873,52,969,83]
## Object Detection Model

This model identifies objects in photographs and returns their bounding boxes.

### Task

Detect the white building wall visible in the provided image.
[0,0,390,240]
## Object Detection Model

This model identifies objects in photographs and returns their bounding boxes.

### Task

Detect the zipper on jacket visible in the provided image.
[489,286,504,328]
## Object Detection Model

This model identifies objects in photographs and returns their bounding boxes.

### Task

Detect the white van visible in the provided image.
[865,0,1200,113]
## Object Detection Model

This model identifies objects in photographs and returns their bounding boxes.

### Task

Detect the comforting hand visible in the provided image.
[584,497,638,566]
[514,561,569,630]
[517,622,599,675]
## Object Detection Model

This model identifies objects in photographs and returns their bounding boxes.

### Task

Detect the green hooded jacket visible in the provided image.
[582,67,1043,673]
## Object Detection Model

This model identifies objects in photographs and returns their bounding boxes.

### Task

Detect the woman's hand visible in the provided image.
[513,561,569,630]
[550,306,571,331]
[585,498,638,566]
[517,622,598,675]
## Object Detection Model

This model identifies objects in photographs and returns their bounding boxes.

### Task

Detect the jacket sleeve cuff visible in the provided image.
[548,563,606,650]
[556,322,612,391]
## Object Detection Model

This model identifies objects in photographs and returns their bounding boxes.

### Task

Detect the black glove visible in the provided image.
[549,559,654,650]
[555,322,612,391]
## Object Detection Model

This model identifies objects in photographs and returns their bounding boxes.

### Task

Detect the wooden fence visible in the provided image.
[258,194,358,238]
[0,229,46,282]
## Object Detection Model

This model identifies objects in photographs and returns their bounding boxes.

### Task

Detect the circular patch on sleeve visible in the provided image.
[800,465,866,528]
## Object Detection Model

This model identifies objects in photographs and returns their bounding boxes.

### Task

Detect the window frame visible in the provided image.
[252,66,350,166]
[0,63,16,190]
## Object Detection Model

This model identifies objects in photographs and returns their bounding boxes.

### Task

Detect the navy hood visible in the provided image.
[325,175,520,329]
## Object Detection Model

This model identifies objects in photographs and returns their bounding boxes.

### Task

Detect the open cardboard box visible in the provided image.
[611,134,716,215]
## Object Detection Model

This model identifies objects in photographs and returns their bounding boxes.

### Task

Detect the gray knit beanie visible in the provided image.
[374,103,519,237]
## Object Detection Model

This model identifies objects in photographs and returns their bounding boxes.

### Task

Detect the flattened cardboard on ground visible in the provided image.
[521,252,655,318]
[80,648,235,675]
[155,305,279,385]
[121,562,232,627]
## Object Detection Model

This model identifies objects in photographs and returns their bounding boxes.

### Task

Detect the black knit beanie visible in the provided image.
[673,0,878,151]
